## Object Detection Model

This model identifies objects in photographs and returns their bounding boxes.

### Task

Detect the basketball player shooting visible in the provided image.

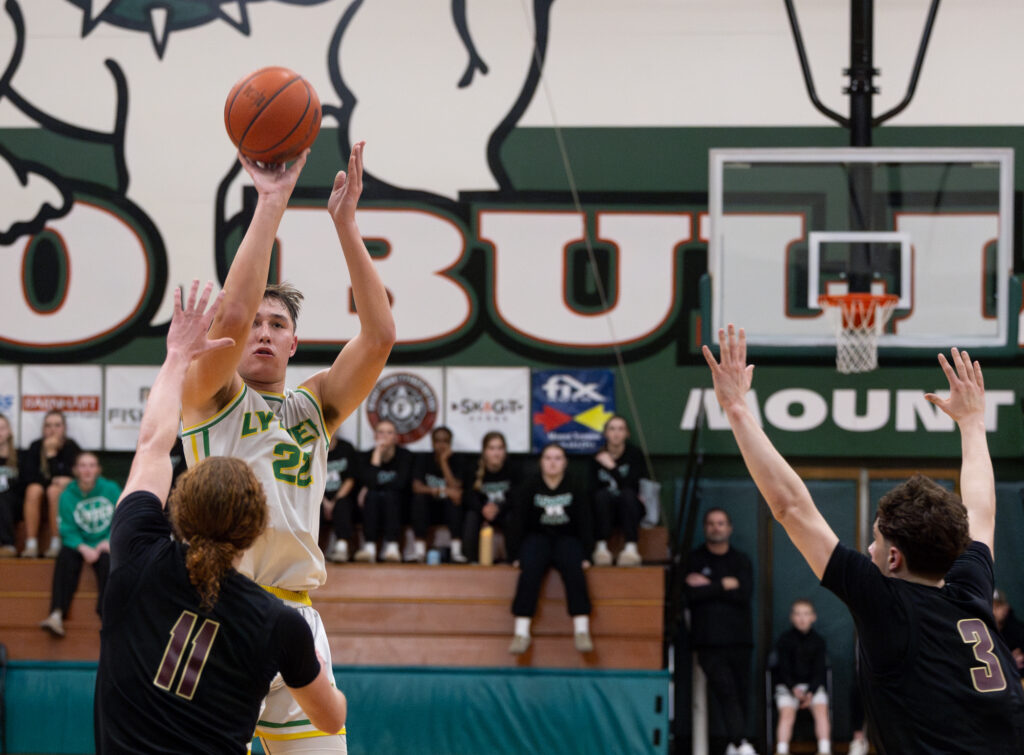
[181,143,395,752]
[703,325,1024,753]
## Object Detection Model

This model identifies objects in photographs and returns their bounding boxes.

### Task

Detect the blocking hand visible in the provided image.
[925,347,985,425]
[702,325,755,412]
[167,281,235,361]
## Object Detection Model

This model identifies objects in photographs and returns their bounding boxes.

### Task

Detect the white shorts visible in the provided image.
[256,599,347,753]
[775,684,828,709]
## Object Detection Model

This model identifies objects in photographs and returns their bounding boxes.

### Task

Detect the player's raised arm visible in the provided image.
[182,152,309,421]
[121,281,234,504]
[924,348,995,555]
[702,325,838,579]
[304,142,396,434]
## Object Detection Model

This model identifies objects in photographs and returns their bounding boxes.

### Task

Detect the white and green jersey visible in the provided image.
[182,385,329,592]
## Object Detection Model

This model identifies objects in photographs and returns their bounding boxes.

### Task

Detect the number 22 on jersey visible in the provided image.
[153,611,221,700]
[958,618,1008,693]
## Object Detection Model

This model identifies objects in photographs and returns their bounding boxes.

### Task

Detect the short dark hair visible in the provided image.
[876,474,971,580]
[703,507,732,526]
[263,281,304,330]
[790,597,815,612]
[540,442,567,458]
[431,426,452,442]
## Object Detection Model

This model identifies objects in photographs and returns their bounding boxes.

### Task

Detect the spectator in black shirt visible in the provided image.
[354,419,412,563]
[322,429,358,563]
[591,415,646,567]
[686,507,757,755]
[508,443,594,655]
[704,327,1024,754]
[410,426,465,562]
[21,409,81,557]
[772,599,831,755]
[462,431,519,564]
[94,281,346,754]
[993,589,1024,673]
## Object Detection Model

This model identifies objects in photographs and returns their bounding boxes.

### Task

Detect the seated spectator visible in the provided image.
[508,443,594,655]
[22,410,82,557]
[772,598,831,755]
[354,420,412,563]
[323,429,359,563]
[410,426,465,563]
[39,451,122,637]
[993,588,1024,673]
[0,413,22,557]
[463,431,520,564]
[590,415,645,567]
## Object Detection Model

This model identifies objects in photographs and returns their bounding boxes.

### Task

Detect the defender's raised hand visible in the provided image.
[925,347,986,424]
[702,324,756,411]
[167,280,235,361]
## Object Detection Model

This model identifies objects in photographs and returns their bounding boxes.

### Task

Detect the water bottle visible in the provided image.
[479,525,494,566]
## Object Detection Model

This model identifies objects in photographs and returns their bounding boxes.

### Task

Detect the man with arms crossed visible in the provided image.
[181,143,395,752]
[703,325,1024,754]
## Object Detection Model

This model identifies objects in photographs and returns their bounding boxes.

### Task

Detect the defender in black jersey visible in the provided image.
[704,326,1024,754]
[94,282,347,754]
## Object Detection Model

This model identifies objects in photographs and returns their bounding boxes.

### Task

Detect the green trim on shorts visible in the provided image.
[256,718,313,728]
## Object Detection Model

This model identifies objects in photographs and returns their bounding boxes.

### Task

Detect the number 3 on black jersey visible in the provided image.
[957,618,1008,693]
[153,611,221,700]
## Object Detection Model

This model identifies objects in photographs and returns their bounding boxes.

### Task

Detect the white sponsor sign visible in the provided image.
[445,367,530,453]
[359,367,444,452]
[20,365,103,449]
[104,366,161,451]
[0,365,20,448]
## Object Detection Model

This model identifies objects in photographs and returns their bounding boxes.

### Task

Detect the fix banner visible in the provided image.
[531,369,615,454]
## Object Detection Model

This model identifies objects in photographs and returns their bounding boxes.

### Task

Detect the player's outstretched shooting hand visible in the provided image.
[701,324,755,412]
[925,347,985,424]
[328,140,365,226]
[168,280,235,361]
[238,148,309,201]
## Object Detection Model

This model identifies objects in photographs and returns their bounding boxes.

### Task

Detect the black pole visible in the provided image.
[845,0,877,147]
[845,0,877,289]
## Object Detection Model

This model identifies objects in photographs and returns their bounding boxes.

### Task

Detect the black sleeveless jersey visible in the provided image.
[94,491,320,754]
[823,541,1024,754]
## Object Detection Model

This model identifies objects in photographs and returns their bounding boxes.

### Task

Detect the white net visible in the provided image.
[819,294,899,374]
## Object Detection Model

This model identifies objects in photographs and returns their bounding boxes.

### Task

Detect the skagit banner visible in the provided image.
[446,367,530,453]
[531,369,615,454]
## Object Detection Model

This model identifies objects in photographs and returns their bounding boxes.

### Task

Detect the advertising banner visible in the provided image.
[531,369,615,454]
[0,366,19,448]
[359,367,444,452]
[445,367,530,453]
[20,366,103,450]
[104,366,161,451]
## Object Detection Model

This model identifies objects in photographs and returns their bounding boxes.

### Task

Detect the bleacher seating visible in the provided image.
[0,534,666,669]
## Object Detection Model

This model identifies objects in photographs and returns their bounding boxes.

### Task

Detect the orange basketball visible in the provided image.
[224,66,321,164]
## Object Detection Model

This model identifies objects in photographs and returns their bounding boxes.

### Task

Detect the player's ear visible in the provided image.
[887,545,902,574]
[289,335,298,358]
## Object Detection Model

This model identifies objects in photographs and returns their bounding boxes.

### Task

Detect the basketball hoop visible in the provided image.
[818,293,899,374]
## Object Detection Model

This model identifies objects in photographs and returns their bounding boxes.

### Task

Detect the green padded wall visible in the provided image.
[5,663,668,755]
